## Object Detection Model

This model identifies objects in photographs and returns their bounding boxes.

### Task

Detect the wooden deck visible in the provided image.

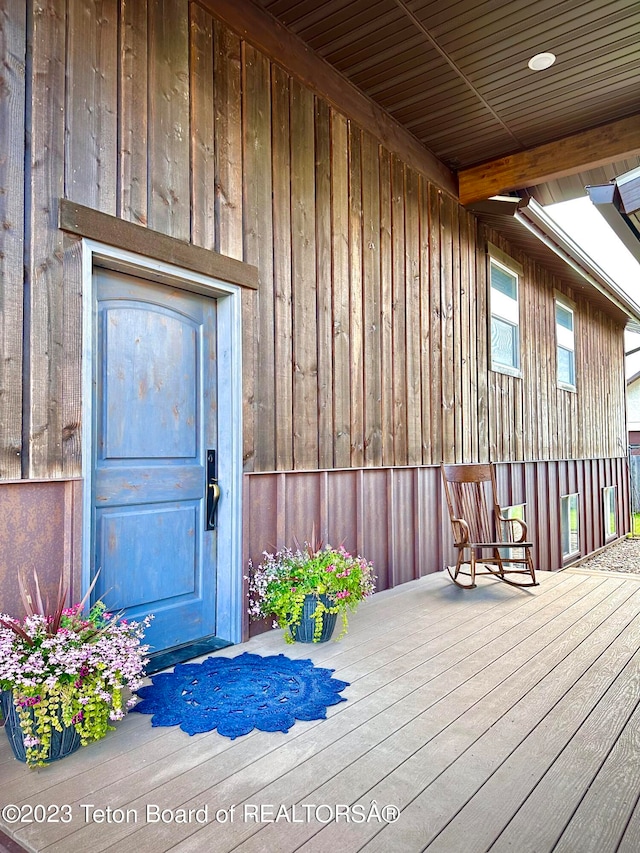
[3,568,640,852]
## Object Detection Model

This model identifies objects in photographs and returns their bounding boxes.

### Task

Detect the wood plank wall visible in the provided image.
[243,456,631,635]
[0,1,628,479]
[0,0,26,480]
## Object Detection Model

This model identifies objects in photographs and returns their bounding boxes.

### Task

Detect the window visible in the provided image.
[603,486,617,540]
[501,504,526,560]
[561,493,580,559]
[503,504,525,523]
[555,297,576,390]
[490,258,520,374]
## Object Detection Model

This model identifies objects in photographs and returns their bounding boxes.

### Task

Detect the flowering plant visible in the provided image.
[246,542,376,643]
[0,571,151,767]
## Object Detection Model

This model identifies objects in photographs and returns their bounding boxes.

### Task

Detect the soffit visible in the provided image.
[254,0,640,172]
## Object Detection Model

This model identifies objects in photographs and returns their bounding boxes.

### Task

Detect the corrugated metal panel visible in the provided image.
[243,456,631,637]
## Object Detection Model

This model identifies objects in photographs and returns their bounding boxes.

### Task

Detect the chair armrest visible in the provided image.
[467,540,533,548]
[451,517,470,545]
[498,515,529,543]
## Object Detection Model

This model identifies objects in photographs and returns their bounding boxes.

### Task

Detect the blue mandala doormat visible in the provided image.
[131,652,349,738]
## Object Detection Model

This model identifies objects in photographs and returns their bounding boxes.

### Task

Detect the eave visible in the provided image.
[467,196,640,329]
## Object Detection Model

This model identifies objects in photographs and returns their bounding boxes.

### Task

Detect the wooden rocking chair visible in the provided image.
[441,463,538,589]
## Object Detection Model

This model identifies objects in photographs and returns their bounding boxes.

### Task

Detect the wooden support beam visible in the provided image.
[197,0,457,198]
[58,200,259,289]
[458,114,640,205]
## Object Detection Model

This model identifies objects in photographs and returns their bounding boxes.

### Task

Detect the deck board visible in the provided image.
[3,570,640,852]
[490,636,640,853]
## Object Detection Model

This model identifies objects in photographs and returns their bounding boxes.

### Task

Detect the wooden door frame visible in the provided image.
[80,239,244,644]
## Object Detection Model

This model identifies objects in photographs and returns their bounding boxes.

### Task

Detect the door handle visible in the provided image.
[206,450,220,530]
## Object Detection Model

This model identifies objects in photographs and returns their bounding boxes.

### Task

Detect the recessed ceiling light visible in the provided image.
[528,52,556,71]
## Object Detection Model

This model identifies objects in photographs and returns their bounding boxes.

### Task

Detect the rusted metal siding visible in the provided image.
[243,457,631,636]
[0,479,82,618]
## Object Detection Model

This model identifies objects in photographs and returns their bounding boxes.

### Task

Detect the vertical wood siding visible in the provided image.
[0,2,629,479]
[0,0,26,479]
[119,0,148,225]
[27,0,67,477]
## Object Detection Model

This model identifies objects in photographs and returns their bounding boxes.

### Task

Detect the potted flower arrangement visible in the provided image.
[246,540,375,643]
[0,570,151,767]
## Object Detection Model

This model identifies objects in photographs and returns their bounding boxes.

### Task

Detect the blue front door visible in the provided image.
[92,269,217,653]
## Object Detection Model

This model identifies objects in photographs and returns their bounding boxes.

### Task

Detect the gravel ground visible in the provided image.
[572,537,640,575]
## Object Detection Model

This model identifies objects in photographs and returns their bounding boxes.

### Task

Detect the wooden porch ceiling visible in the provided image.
[3,569,640,851]
[251,0,640,202]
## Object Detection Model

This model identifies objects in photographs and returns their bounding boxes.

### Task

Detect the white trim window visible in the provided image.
[490,257,520,374]
[555,297,576,390]
[603,486,617,540]
[561,493,580,559]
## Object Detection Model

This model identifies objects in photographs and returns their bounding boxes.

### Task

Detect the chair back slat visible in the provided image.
[449,480,494,542]
[441,463,500,544]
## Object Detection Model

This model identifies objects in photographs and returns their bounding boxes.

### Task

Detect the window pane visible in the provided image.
[556,323,574,350]
[491,262,517,299]
[604,487,616,538]
[492,288,519,324]
[569,495,579,554]
[561,494,579,558]
[491,316,518,368]
[556,303,573,331]
[558,346,575,386]
[561,498,570,556]
[502,504,525,560]
[504,505,524,521]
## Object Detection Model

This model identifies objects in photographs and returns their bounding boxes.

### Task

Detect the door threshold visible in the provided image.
[147,636,234,674]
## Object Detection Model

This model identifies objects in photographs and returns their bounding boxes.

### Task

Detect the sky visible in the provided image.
[545,196,640,378]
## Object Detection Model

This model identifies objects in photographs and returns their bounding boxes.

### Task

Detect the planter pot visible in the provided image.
[1,690,81,764]
[291,594,338,643]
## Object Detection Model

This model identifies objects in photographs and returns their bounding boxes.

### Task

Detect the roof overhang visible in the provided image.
[586,169,640,267]
[467,196,640,330]
[458,115,640,206]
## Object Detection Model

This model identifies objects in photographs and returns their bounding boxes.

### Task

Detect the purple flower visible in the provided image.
[17,695,41,708]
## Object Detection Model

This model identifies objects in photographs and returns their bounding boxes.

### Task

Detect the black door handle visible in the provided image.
[206,450,220,530]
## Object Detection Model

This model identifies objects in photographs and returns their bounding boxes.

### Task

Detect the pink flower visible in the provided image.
[18,695,41,708]
[325,564,335,572]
